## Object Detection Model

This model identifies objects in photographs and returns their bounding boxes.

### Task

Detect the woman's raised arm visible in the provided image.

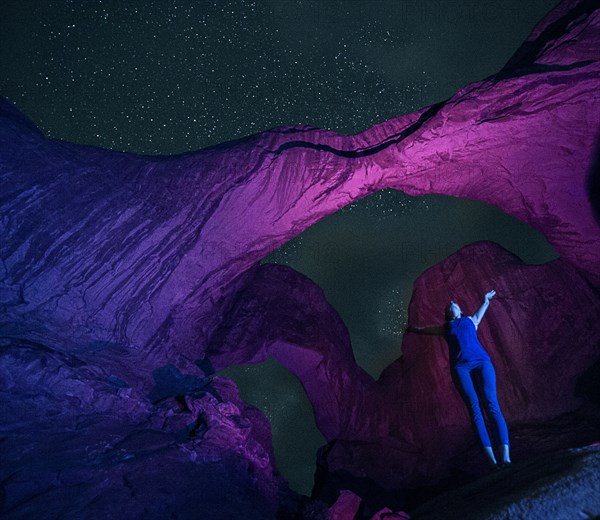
[405,324,445,336]
[472,290,496,325]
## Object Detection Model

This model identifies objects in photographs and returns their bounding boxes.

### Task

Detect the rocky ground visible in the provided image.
[407,442,600,520]
[320,441,600,520]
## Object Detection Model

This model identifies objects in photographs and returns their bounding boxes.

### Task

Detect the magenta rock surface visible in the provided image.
[369,509,411,520]
[207,241,600,497]
[327,490,362,520]
[2,0,600,517]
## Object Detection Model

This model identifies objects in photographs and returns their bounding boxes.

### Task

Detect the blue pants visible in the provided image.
[451,357,510,448]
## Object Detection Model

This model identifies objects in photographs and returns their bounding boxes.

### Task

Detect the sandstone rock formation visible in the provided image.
[1,0,599,517]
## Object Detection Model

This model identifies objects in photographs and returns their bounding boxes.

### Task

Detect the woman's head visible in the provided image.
[445,300,463,321]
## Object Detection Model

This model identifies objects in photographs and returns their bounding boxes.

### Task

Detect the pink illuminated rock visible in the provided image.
[327,490,363,520]
[369,508,411,520]
[1,0,600,517]
[312,241,600,494]
[209,241,600,495]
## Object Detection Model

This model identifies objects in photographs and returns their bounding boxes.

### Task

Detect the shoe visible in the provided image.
[498,461,512,469]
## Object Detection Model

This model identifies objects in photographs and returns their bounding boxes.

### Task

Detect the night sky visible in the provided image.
[1,0,560,495]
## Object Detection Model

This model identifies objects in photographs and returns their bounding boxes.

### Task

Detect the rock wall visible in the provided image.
[1,0,599,516]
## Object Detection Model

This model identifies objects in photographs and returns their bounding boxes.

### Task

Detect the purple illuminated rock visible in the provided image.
[1,0,600,517]
[0,338,297,518]
[1,0,599,363]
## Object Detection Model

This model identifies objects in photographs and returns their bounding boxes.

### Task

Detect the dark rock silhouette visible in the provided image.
[407,443,600,520]
[1,0,599,517]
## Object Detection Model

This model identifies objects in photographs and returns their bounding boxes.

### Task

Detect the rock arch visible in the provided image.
[1,0,599,512]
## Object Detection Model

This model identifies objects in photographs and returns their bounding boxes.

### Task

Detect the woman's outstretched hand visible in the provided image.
[484,290,496,302]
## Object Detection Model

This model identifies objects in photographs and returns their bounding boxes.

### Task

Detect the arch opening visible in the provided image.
[216,187,559,495]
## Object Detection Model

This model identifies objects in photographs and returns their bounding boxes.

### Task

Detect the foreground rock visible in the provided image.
[318,443,600,519]
[0,340,299,519]
[407,443,600,520]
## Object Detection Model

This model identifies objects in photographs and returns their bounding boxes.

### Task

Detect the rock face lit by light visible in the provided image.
[1,0,599,517]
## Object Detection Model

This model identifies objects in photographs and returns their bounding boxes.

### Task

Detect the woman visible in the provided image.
[405,290,511,470]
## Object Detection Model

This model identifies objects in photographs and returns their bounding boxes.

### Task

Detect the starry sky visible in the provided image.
[1,0,560,496]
